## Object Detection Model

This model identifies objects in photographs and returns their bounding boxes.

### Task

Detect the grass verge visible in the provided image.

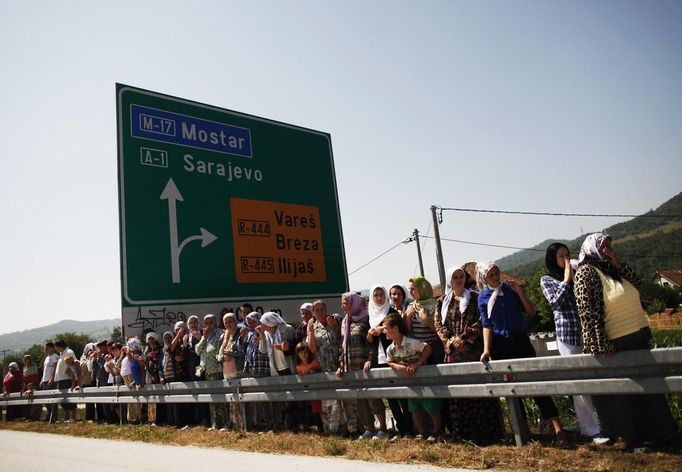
[1,422,681,471]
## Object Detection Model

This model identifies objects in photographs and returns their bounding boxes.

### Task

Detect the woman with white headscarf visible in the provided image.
[574,233,677,450]
[121,337,145,423]
[78,343,97,421]
[258,312,295,376]
[258,311,297,431]
[476,261,567,444]
[435,264,503,445]
[367,284,394,367]
[365,285,393,439]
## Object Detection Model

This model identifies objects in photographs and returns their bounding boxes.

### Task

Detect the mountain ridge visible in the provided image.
[0,318,119,352]
[497,191,682,280]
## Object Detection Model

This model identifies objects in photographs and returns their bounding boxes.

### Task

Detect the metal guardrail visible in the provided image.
[3,347,682,446]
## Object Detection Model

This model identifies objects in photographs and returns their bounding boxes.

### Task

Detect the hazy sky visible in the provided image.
[1,1,680,335]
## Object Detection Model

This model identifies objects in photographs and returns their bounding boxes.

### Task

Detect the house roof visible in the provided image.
[655,269,682,287]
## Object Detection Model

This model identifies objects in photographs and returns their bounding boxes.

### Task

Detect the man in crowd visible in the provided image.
[54,340,77,423]
[40,342,59,422]
[239,303,254,328]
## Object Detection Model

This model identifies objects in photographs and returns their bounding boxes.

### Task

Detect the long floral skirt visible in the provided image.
[447,349,505,445]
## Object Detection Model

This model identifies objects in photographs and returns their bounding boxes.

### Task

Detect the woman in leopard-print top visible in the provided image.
[574,233,677,450]
[574,260,641,355]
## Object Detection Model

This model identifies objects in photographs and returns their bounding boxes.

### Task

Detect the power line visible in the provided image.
[422,235,543,252]
[423,235,682,259]
[348,230,682,278]
[437,207,682,218]
[348,240,404,276]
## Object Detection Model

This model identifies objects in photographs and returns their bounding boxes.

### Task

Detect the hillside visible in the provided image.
[0,319,119,353]
[498,191,682,280]
[496,239,570,272]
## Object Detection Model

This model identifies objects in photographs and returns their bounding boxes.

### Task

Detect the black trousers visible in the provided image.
[491,333,559,420]
[593,328,677,446]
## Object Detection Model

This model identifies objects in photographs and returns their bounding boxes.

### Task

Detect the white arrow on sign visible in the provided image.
[160,178,218,283]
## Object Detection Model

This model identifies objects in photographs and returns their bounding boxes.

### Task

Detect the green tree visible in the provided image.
[639,281,682,314]
[524,268,555,332]
[110,326,124,344]
[51,332,94,359]
[645,298,667,314]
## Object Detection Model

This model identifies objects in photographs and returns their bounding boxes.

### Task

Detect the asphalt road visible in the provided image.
[0,430,476,472]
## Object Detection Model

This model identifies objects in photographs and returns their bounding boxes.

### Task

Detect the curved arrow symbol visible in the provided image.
[179,227,218,252]
[160,178,218,283]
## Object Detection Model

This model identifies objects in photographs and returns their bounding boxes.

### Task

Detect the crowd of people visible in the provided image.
[2,232,678,450]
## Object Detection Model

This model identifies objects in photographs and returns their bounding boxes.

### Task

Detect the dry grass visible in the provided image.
[1,421,681,472]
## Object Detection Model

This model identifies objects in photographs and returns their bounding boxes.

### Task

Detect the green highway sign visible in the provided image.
[117,84,348,333]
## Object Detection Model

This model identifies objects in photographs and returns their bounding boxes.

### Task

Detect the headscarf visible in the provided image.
[368,285,390,365]
[368,285,390,328]
[174,321,186,331]
[389,284,410,311]
[126,337,143,353]
[409,276,437,313]
[162,331,173,345]
[9,362,19,370]
[300,302,313,312]
[578,232,622,281]
[260,311,288,357]
[202,314,219,342]
[476,261,498,290]
[222,312,238,330]
[341,292,369,354]
[186,315,200,333]
[145,332,159,343]
[476,261,503,319]
[545,243,570,282]
[441,265,472,324]
[246,311,261,324]
[82,343,96,357]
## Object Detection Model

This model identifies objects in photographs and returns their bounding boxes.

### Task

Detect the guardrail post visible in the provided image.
[507,396,529,446]
[240,401,248,432]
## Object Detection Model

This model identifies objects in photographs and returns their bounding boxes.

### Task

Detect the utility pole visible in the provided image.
[430,205,446,289]
[402,230,425,277]
[413,228,424,276]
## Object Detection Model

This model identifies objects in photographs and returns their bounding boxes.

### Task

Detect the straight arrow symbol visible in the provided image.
[160,178,183,283]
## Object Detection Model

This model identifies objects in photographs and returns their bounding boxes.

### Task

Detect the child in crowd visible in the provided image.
[383,312,442,442]
[295,342,322,431]
[296,342,320,375]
